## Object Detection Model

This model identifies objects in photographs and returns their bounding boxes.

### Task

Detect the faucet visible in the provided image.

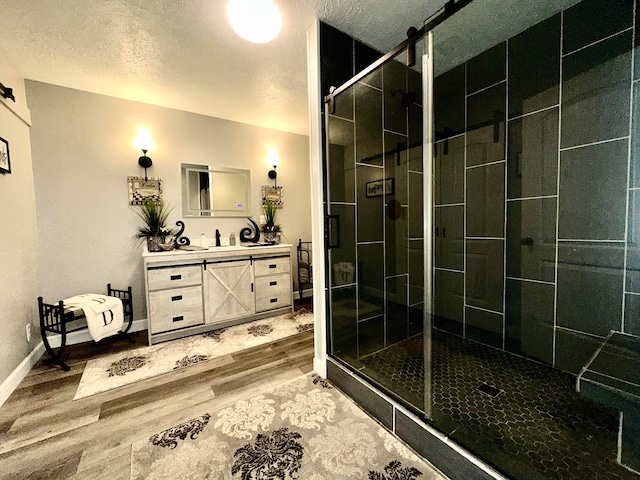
[215,229,221,247]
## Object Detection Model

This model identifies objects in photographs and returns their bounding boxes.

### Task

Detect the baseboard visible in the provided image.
[0,318,149,409]
[0,342,45,408]
[48,318,148,348]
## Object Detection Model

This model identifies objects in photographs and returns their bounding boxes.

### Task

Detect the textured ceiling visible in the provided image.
[0,1,576,136]
[0,0,443,136]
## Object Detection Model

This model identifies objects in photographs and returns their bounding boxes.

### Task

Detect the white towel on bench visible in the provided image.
[63,294,124,342]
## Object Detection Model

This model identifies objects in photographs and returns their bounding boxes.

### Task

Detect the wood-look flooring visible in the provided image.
[0,314,314,479]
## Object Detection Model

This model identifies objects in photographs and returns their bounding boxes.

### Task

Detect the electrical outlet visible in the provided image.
[26,323,31,343]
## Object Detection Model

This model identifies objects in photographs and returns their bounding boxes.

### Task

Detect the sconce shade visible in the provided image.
[228,0,281,44]
[133,128,155,153]
[265,148,280,167]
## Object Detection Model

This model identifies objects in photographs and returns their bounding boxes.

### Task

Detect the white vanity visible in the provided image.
[143,244,293,344]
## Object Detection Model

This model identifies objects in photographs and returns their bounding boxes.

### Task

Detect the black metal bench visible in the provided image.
[297,239,312,300]
[37,284,134,371]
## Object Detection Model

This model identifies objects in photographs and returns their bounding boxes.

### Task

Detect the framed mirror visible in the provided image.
[181,163,252,217]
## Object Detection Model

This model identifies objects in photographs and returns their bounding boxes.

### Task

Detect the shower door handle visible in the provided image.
[326,214,340,249]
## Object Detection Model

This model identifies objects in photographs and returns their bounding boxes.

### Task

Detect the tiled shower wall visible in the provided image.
[434,0,640,373]
[320,22,426,362]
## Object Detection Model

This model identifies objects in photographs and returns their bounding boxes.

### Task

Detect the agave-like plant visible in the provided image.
[260,201,281,234]
[134,198,175,243]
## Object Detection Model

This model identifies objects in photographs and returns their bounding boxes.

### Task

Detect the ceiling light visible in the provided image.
[228,0,281,44]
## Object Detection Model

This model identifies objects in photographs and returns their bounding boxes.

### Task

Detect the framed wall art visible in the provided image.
[0,136,11,174]
[262,185,283,207]
[366,178,394,197]
[128,176,163,205]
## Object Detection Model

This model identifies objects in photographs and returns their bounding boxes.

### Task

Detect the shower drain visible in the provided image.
[478,383,501,397]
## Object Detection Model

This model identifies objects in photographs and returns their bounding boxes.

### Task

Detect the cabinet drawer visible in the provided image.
[148,265,202,291]
[254,256,290,277]
[255,274,291,312]
[149,285,204,334]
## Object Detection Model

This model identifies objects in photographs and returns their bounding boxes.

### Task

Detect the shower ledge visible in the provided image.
[577,330,640,473]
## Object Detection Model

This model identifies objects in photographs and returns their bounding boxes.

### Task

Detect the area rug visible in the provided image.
[74,309,314,400]
[130,373,446,480]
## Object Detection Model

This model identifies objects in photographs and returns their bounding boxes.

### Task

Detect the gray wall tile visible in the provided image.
[467,162,505,238]
[557,242,624,336]
[626,189,640,292]
[466,239,504,313]
[561,32,632,149]
[466,83,506,167]
[563,0,633,54]
[558,139,628,241]
[507,108,558,200]
[508,14,560,118]
[506,279,555,364]
[506,198,557,283]
[466,306,503,348]
[554,328,603,374]
[435,205,464,271]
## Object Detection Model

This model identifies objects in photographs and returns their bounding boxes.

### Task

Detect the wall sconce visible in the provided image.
[265,148,280,187]
[133,128,155,180]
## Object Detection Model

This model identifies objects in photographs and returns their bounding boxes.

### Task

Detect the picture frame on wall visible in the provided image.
[0,136,11,174]
[127,176,163,205]
[366,178,394,197]
[262,185,283,207]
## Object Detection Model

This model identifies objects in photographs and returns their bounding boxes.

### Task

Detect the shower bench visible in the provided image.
[37,284,134,371]
[577,330,640,473]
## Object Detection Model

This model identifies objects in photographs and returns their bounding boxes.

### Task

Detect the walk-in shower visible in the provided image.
[320,0,640,478]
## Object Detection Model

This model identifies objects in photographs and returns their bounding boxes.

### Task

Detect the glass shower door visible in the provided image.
[326,48,428,413]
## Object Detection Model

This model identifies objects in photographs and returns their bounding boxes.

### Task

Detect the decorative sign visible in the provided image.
[128,176,163,205]
[0,136,10,174]
[366,178,394,197]
[262,185,283,207]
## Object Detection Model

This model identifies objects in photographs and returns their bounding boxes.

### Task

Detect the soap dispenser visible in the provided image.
[200,232,206,248]
[230,232,236,246]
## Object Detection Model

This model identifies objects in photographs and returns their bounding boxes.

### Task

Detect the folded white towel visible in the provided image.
[63,294,124,342]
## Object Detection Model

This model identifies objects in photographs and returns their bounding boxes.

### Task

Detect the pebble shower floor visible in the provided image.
[359,330,639,480]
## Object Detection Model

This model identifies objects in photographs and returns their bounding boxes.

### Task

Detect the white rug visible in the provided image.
[74,309,314,400]
[130,373,446,480]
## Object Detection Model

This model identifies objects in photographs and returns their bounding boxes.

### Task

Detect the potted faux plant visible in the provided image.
[260,201,281,244]
[134,198,176,251]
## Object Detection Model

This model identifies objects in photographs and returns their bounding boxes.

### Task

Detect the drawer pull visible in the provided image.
[172,315,184,322]
[270,298,278,303]
[171,295,183,301]
[269,264,277,269]
[170,274,182,280]
[269,281,277,286]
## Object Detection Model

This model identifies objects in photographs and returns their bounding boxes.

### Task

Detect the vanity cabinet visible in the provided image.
[147,265,204,335]
[254,257,292,312]
[204,259,255,325]
[143,244,293,344]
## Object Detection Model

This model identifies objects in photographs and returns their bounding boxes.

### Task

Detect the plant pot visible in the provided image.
[147,236,174,252]
[262,231,281,244]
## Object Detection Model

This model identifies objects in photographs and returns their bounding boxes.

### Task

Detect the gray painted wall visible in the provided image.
[0,78,312,389]
[26,81,311,325]
[0,56,42,384]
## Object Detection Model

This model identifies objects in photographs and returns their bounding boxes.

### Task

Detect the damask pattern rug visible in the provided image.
[130,373,447,480]
[74,309,314,400]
